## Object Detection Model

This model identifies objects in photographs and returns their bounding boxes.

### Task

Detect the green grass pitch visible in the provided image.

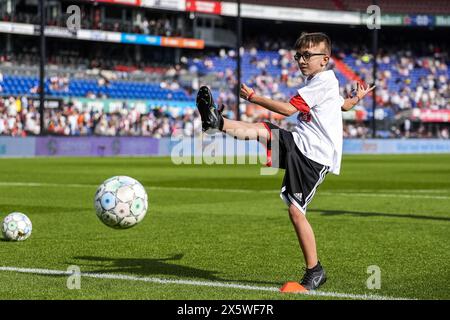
[0,154,449,300]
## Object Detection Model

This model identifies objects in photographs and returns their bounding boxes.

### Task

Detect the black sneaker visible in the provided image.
[300,261,327,290]
[196,86,224,132]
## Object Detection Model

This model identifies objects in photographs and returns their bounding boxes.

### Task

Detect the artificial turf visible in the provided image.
[0,155,449,299]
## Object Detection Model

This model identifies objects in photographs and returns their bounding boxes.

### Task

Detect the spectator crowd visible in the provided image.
[0,40,448,138]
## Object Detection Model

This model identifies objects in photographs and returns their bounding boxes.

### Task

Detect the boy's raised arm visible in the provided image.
[240,84,298,117]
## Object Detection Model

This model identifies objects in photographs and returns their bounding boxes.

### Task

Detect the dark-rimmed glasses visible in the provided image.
[294,52,327,62]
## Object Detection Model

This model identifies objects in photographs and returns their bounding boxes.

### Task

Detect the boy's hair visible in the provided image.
[294,32,331,55]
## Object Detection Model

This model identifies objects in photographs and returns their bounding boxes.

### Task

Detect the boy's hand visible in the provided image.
[355,82,376,101]
[342,82,376,111]
[240,83,255,101]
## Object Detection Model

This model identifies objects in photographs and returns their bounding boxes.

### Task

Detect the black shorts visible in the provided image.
[261,122,329,215]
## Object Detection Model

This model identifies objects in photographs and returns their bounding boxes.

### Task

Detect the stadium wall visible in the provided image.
[1,137,450,157]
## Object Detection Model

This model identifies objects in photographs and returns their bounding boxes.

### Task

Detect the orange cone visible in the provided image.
[280,282,308,293]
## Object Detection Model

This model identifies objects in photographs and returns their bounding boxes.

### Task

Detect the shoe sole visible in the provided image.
[196,86,218,132]
[196,86,213,121]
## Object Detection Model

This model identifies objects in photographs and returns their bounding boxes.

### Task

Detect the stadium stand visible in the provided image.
[1,12,181,37]
[242,0,339,11]
[340,0,450,14]
[1,38,449,135]
[0,95,203,137]
[0,75,193,101]
[0,0,449,138]
[242,0,450,14]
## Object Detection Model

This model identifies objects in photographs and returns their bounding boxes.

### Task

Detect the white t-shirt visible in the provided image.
[291,70,344,175]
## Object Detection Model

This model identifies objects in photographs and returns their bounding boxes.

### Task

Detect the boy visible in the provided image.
[195,32,374,290]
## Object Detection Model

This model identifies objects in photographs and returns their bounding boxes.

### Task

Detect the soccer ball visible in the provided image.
[2,212,32,241]
[94,176,148,229]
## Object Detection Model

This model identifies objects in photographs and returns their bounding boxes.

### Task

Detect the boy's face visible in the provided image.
[294,42,330,78]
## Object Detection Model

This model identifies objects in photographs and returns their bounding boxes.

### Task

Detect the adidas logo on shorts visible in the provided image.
[294,193,303,200]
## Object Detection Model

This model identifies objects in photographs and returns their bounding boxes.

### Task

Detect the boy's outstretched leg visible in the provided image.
[222,118,269,141]
[196,86,269,141]
[288,204,327,290]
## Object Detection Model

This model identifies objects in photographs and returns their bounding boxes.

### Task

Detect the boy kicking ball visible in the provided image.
[196,32,374,291]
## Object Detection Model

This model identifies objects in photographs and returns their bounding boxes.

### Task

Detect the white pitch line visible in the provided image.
[0,182,94,188]
[0,266,413,300]
[325,189,450,194]
[320,192,450,200]
[0,182,449,200]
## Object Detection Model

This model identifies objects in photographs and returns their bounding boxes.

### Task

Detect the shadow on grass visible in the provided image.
[311,208,450,222]
[70,254,282,287]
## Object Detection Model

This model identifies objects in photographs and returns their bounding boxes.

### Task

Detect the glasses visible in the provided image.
[294,52,327,62]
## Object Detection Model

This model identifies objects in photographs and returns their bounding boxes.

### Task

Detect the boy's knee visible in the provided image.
[288,204,306,220]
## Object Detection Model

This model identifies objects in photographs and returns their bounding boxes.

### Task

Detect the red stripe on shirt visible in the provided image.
[289,94,310,113]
